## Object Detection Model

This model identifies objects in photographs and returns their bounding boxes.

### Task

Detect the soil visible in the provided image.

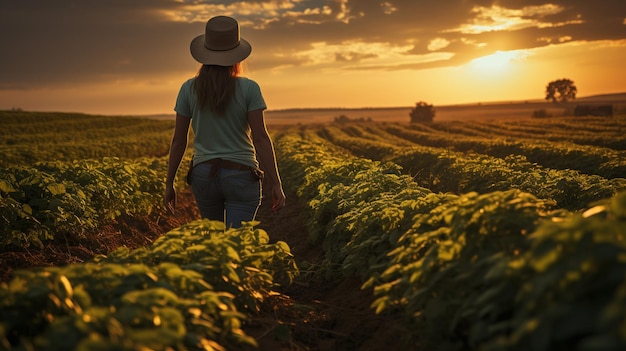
[0,189,413,350]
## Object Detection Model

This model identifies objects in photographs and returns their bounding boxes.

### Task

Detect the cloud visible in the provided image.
[448,4,577,34]
[428,38,451,51]
[380,2,398,15]
[160,0,303,25]
[289,40,453,70]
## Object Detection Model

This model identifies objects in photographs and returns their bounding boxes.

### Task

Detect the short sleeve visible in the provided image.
[174,79,194,117]
[245,79,267,112]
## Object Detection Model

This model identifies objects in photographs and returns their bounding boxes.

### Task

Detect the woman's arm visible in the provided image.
[248,109,286,212]
[164,113,191,212]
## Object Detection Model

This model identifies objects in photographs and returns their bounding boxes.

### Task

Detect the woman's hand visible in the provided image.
[164,186,177,213]
[249,109,286,213]
[271,185,286,212]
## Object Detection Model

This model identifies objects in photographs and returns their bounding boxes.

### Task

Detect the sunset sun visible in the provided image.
[468,50,527,75]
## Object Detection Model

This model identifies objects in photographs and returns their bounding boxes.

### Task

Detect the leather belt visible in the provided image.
[204,158,253,177]
[206,158,251,170]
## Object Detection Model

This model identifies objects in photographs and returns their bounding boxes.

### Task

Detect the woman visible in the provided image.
[164,16,286,228]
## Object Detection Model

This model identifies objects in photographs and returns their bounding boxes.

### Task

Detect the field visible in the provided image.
[1,106,626,351]
[262,93,626,124]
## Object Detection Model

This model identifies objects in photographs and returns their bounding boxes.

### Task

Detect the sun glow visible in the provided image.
[468,50,528,75]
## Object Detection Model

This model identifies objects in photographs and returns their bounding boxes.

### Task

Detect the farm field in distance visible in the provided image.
[1,102,626,350]
[141,92,626,125]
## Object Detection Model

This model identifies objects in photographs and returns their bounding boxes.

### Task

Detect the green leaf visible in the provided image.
[0,179,15,194]
[47,183,66,195]
[21,203,33,215]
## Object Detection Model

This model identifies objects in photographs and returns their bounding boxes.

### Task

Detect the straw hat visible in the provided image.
[190,16,251,66]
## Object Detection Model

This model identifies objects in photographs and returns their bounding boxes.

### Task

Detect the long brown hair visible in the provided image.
[193,63,241,115]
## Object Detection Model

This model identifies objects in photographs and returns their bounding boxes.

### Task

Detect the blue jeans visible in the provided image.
[191,162,262,228]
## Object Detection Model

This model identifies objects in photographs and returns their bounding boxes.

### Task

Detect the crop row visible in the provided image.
[275,129,431,279]
[0,111,171,139]
[0,112,181,167]
[0,156,190,249]
[366,187,626,351]
[1,219,298,350]
[377,123,626,179]
[316,124,626,211]
[425,116,626,151]
[274,127,626,350]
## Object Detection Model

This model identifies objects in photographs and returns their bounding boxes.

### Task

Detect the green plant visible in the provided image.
[0,220,298,350]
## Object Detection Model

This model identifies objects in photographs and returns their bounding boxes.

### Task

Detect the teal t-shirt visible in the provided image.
[174,77,267,168]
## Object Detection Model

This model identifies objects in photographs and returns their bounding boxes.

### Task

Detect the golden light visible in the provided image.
[468,50,527,75]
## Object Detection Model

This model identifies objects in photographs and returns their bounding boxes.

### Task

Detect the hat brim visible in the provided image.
[190,34,252,66]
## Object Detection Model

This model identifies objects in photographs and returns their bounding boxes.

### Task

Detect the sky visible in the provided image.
[1,0,625,115]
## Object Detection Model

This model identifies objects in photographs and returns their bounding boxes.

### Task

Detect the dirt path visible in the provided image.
[251,189,409,350]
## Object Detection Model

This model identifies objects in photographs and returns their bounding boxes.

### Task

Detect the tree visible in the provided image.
[545,78,577,103]
[410,101,435,123]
